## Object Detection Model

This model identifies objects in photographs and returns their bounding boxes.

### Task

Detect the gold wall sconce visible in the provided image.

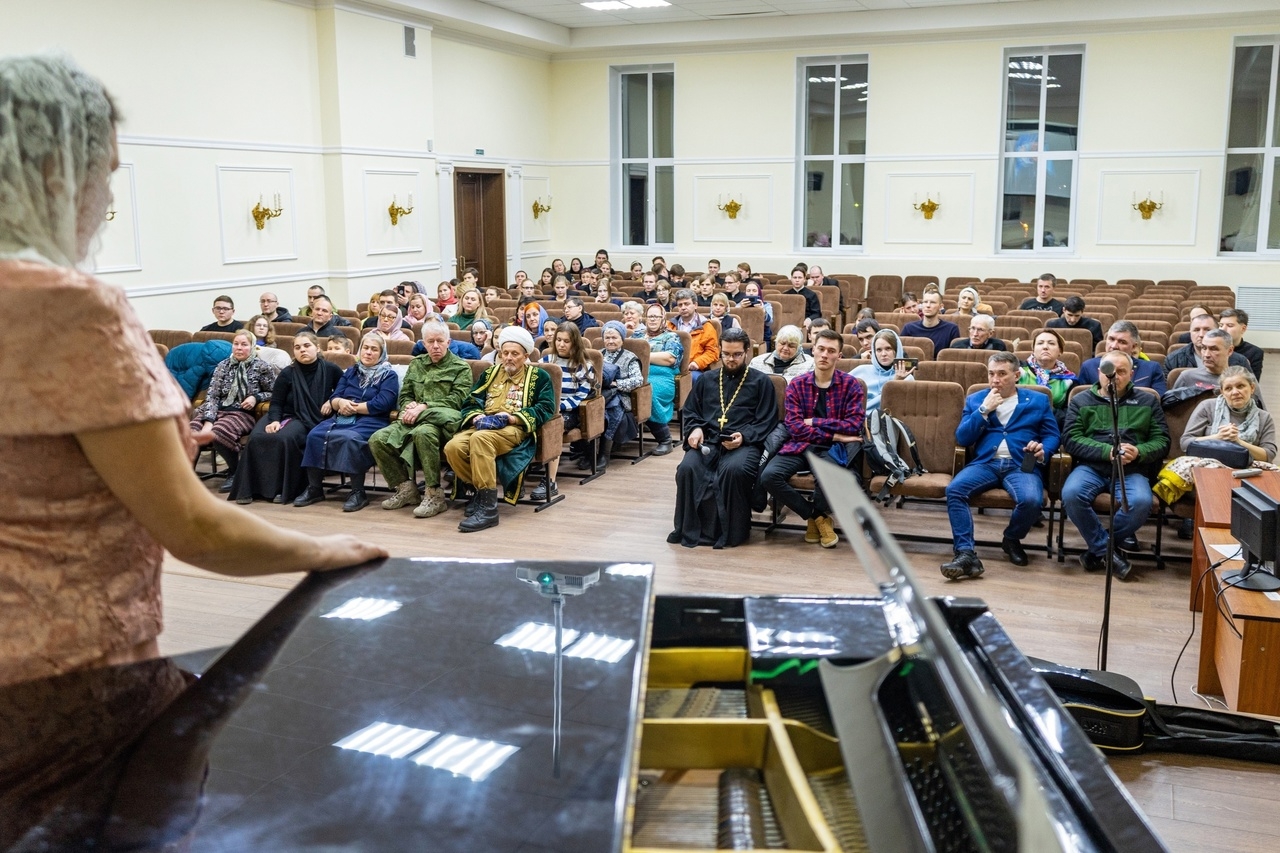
[912,193,941,220]
[252,193,284,230]
[389,193,414,226]
[717,194,743,219]
[104,207,116,222]
[1132,191,1164,220]
[531,196,552,219]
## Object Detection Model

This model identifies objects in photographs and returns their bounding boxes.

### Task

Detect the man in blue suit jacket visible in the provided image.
[1076,320,1166,395]
[941,351,1061,580]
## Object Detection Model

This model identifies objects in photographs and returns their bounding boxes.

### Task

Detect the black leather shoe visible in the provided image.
[652,440,674,456]
[940,551,984,581]
[1177,518,1194,540]
[293,487,324,508]
[343,490,369,512]
[458,489,499,532]
[666,530,682,544]
[218,475,235,494]
[531,480,558,501]
[1079,552,1107,573]
[235,495,253,506]
[1001,537,1029,566]
[1118,535,1140,553]
[1111,550,1133,581]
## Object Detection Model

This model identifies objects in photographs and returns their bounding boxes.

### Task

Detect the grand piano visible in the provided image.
[0,462,1167,852]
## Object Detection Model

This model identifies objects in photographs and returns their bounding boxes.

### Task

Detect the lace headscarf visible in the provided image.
[0,55,117,268]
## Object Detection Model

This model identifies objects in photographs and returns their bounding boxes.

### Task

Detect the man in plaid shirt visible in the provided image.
[760,329,866,548]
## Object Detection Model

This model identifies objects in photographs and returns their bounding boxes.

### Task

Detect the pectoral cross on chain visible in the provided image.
[718,413,729,428]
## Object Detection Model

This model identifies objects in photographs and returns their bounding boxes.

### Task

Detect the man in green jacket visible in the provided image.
[1061,351,1170,580]
[370,321,473,518]
[445,326,557,532]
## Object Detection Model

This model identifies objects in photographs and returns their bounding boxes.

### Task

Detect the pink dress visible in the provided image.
[0,260,190,687]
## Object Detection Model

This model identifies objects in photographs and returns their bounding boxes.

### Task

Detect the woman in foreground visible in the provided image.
[0,55,384,689]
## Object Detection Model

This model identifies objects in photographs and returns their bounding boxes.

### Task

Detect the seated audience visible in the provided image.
[710,293,739,331]
[597,321,644,470]
[537,268,554,291]
[1172,329,1258,400]
[784,265,823,329]
[189,329,278,493]
[1019,273,1064,315]
[632,271,660,301]
[651,280,672,310]
[903,290,960,356]
[900,292,921,317]
[1046,296,1103,349]
[693,275,716,308]
[740,281,774,346]
[569,257,586,280]
[521,300,550,338]
[229,331,343,506]
[853,318,880,357]
[361,290,402,328]
[807,265,844,312]
[1017,329,1076,421]
[199,294,244,333]
[1173,305,1212,345]
[246,314,291,371]
[551,258,567,277]
[666,263,686,287]
[561,295,600,333]
[550,275,572,302]
[670,328,778,549]
[749,324,814,382]
[295,284,324,319]
[370,321,473,519]
[306,296,350,339]
[537,323,596,500]
[1156,366,1277,538]
[951,286,981,318]
[471,318,496,361]
[720,271,745,302]
[578,268,599,295]
[435,281,458,318]
[258,291,292,323]
[405,292,440,327]
[594,276,625,308]
[669,288,720,381]
[1077,321,1167,394]
[443,327,557,531]
[293,333,399,512]
[325,336,353,355]
[518,277,539,300]
[1219,308,1264,378]
[634,303,682,455]
[375,306,413,343]
[852,329,915,411]
[628,261,645,281]
[950,313,1006,350]
[1061,352,1170,580]
[941,352,1060,580]
[761,329,866,549]
[451,288,491,331]
[805,318,831,351]
[620,300,646,337]
[1165,312,1248,373]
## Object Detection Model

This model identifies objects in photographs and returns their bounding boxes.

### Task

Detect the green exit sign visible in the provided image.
[475,148,484,156]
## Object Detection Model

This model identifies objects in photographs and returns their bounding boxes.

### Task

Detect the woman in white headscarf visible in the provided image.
[0,55,383,689]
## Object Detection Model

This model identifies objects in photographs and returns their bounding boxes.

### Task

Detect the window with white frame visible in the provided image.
[798,57,867,249]
[999,49,1082,251]
[614,66,674,248]
[1221,39,1280,253]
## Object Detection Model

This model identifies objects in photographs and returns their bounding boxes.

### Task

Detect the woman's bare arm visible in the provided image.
[77,418,386,576]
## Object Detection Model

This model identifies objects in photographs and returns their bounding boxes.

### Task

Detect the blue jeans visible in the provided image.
[946,458,1044,553]
[1062,465,1153,556]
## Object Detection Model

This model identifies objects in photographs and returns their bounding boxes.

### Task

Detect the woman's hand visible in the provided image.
[1216,424,1241,443]
[240,395,257,411]
[265,421,281,434]
[309,535,389,571]
[321,401,333,416]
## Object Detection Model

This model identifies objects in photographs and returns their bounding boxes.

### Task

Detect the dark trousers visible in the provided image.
[760,452,829,520]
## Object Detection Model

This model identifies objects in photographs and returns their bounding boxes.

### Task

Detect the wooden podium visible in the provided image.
[1189,468,1280,611]
[1195,527,1280,716]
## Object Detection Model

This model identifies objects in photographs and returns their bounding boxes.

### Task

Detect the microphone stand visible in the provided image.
[1099,367,1130,671]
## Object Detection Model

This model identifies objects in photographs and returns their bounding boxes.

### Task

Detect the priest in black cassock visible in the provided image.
[668,328,779,549]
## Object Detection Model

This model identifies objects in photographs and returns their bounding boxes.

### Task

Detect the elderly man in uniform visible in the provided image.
[444,326,557,532]
[669,328,778,549]
[370,321,474,519]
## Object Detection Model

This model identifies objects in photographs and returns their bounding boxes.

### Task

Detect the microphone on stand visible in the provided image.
[1099,359,1116,379]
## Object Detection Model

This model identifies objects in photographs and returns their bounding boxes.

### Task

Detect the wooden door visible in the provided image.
[454,170,506,289]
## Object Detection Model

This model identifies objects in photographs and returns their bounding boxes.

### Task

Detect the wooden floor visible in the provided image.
[162,430,1280,853]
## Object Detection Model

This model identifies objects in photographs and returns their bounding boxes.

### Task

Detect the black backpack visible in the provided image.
[862,409,926,504]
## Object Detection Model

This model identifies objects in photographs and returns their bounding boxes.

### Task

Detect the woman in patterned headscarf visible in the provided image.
[188,329,278,491]
[294,332,399,512]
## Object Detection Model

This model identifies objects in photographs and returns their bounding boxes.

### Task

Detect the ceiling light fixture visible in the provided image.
[582,0,671,9]
[582,2,629,9]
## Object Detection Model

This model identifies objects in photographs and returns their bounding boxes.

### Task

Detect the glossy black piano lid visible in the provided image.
[0,558,653,853]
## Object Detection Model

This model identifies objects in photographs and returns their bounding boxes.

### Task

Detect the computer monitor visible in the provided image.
[1224,480,1280,591]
